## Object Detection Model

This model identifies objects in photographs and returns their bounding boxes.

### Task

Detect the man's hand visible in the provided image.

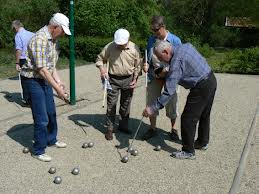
[99,66,109,80]
[56,86,69,103]
[129,78,137,88]
[142,106,154,117]
[143,62,149,73]
[16,64,21,71]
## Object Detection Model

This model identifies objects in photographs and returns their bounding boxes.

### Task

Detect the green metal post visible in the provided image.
[69,0,76,105]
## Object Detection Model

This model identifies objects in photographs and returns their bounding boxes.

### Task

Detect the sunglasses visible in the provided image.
[151,27,160,32]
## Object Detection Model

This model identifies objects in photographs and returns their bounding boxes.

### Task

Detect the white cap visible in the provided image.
[114,29,130,45]
[52,13,71,35]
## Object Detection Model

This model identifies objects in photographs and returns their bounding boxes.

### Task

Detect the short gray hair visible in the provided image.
[49,17,60,26]
[153,40,171,55]
[151,15,166,28]
[12,20,23,29]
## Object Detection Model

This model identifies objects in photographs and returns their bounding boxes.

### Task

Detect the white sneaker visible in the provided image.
[55,141,67,148]
[32,154,52,162]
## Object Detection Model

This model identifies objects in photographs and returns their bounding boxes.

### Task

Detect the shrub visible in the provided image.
[59,36,147,62]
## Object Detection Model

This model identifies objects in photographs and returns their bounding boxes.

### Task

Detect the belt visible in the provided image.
[196,71,212,86]
[108,73,133,79]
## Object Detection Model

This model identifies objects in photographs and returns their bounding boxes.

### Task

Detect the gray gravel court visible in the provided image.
[0,65,258,194]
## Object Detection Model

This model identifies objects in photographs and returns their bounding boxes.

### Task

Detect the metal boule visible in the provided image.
[131,149,138,156]
[53,176,62,184]
[121,156,129,163]
[87,142,94,148]
[71,167,80,175]
[154,145,161,151]
[48,167,56,174]
[82,142,88,148]
[23,147,30,154]
[127,147,134,153]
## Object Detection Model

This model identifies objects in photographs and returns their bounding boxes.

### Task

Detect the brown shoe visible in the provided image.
[105,130,113,140]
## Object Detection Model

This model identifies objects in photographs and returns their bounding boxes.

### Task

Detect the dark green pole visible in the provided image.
[69,0,76,105]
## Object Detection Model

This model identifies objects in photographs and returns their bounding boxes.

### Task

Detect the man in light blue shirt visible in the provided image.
[142,15,182,141]
[12,20,34,104]
[12,20,34,70]
[143,40,217,160]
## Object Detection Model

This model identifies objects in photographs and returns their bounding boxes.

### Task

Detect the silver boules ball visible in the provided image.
[127,147,134,153]
[53,176,62,184]
[87,142,94,148]
[121,155,129,163]
[48,167,56,174]
[82,142,88,148]
[131,149,138,156]
[71,167,80,175]
[23,147,30,154]
[154,145,161,151]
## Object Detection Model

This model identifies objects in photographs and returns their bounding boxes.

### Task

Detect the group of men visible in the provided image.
[14,13,217,162]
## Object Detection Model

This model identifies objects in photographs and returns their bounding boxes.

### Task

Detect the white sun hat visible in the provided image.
[114,28,130,45]
[52,13,71,35]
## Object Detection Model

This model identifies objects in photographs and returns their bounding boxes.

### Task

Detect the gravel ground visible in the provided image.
[0,65,258,194]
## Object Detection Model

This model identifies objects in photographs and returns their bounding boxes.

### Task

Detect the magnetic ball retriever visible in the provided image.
[131,149,138,156]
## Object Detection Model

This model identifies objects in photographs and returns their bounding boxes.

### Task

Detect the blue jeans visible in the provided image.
[21,77,58,155]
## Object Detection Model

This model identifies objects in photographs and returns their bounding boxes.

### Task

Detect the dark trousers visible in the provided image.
[106,74,134,130]
[21,77,58,155]
[181,72,217,153]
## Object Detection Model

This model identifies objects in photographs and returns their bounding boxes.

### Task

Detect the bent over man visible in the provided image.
[143,40,217,160]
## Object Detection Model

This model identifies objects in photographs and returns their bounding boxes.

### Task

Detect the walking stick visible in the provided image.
[102,63,109,108]
[18,72,23,100]
[145,50,148,88]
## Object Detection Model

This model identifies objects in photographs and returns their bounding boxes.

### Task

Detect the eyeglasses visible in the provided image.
[151,27,160,32]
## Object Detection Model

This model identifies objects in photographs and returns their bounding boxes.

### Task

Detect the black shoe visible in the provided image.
[170,128,180,141]
[194,141,209,150]
[141,128,157,140]
[117,128,132,135]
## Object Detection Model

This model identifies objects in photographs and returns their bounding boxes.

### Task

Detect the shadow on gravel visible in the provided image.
[8,76,19,80]
[7,124,33,149]
[68,114,178,154]
[0,91,29,107]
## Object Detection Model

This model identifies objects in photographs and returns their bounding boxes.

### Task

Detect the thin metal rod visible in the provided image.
[18,73,23,100]
[127,116,144,155]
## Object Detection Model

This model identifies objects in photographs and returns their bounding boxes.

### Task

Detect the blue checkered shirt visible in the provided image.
[151,43,212,112]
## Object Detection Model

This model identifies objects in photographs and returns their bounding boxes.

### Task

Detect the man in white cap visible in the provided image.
[96,28,142,140]
[19,13,71,162]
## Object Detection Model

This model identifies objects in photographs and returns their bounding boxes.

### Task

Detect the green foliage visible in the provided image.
[209,47,259,74]
[0,0,59,47]
[59,36,147,62]
[74,0,160,38]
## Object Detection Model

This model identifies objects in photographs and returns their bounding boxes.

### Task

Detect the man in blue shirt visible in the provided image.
[143,40,217,160]
[12,20,34,71]
[142,16,182,141]
[12,20,34,104]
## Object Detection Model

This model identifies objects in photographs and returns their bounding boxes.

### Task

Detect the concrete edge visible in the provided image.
[229,103,259,194]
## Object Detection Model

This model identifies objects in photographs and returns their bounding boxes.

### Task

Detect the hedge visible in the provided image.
[59,36,147,62]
